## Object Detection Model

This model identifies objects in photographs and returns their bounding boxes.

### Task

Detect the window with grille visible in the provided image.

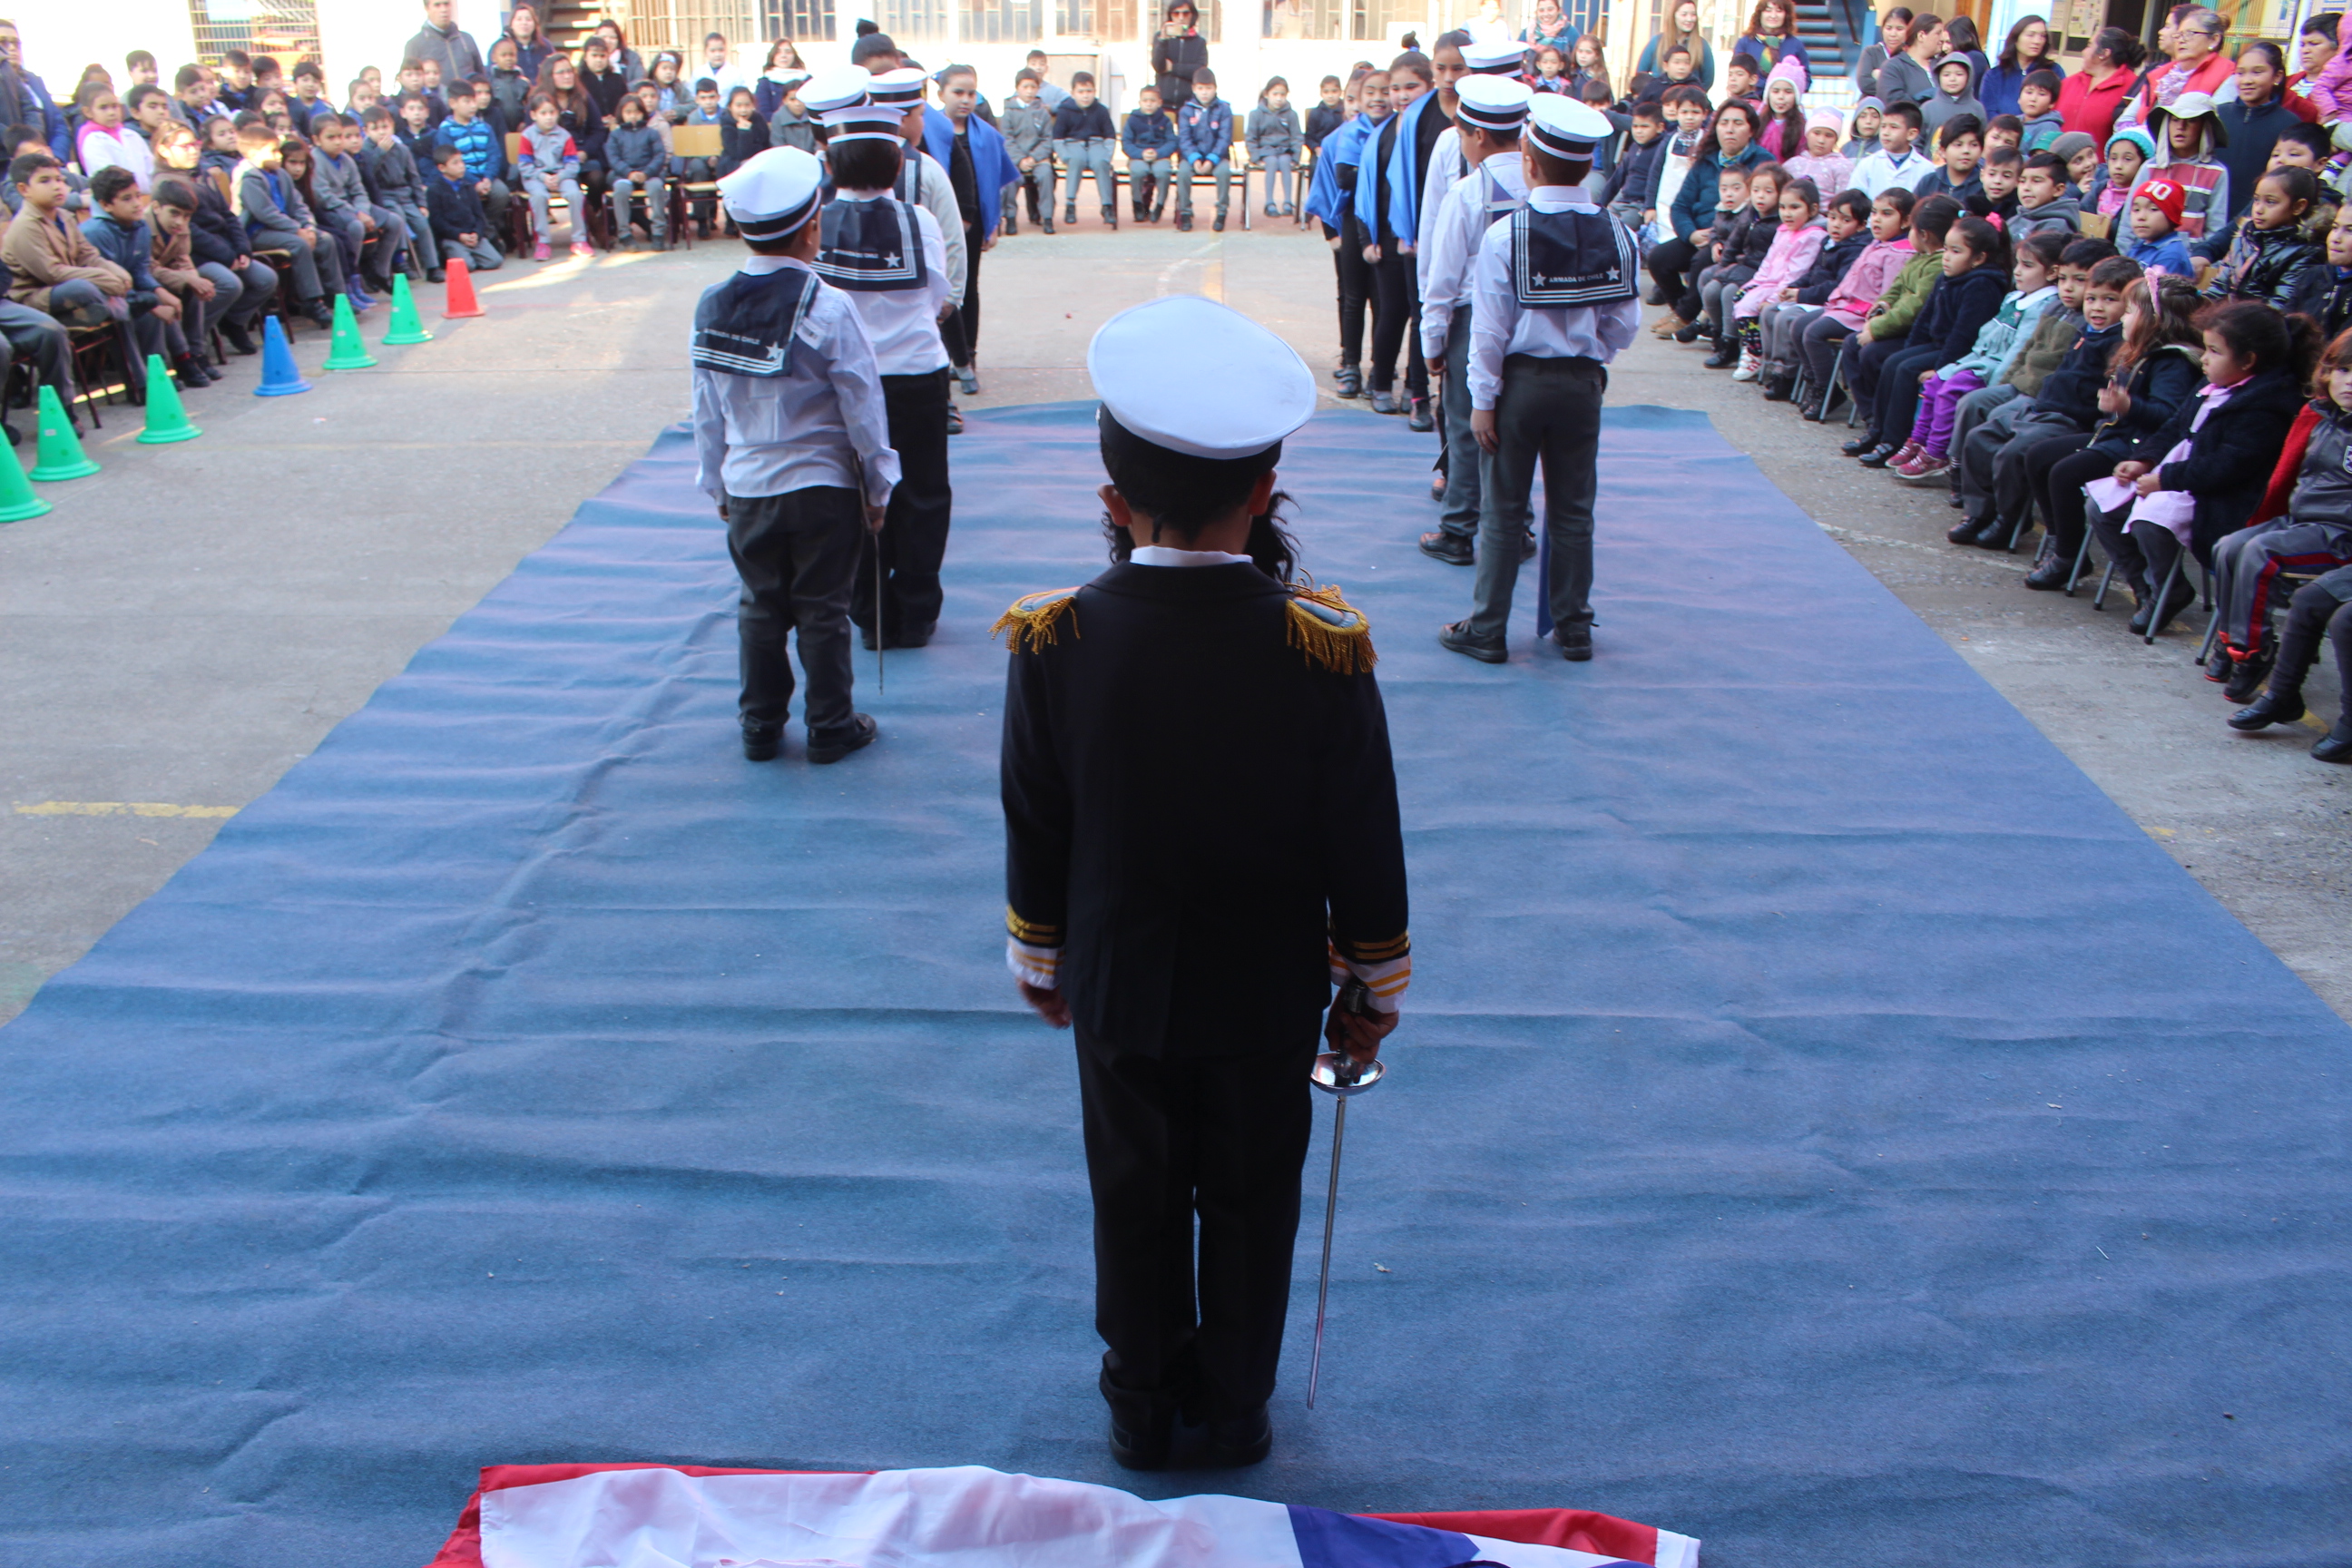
[763,0,840,42]
[961,0,1050,43]
[880,0,951,37]
[186,0,321,68]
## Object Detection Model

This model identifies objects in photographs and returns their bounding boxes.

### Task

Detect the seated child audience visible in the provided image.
[1888,229,2069,484]
[1729,174,1827,378]
[1850,208,2009,466]
[2202,165,2326,309]
[2121,176,2196,274]
[1755,186,1875,399]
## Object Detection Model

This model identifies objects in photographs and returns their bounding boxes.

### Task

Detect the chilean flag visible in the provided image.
[424,1464,1700,1568]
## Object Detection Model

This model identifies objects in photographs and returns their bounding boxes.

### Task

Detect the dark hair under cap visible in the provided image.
[1097,409,1298,581]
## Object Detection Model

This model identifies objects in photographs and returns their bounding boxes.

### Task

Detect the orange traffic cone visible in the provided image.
[441,255,485,318]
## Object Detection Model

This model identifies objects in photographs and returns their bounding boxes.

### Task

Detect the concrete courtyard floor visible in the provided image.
[3,215,2346,1024]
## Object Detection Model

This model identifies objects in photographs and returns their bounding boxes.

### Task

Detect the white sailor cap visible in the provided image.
[1088,297,1315,460]
[799,64,877,118]
[1526,95,1612,161]
[1461,37,1526,74]
[867,65,930,106]
[717,144,826,240]
[1455,74,1534,132]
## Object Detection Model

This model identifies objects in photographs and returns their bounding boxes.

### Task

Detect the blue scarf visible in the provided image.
[1510,206,1641,307]
[815,199,927,293]
[691,266,817,377]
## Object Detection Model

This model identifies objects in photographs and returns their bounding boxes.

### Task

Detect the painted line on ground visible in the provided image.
[15,802,239,818]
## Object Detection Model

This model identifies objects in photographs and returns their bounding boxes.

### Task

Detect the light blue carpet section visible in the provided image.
[3,404,2347,1567]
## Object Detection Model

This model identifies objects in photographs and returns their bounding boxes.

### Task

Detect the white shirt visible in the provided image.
[691,256,902,506]
[1130,545,1252,565]
[698,58,750,103]
[1421,153,1527,363]
[1851,145,1934,200]
[828,190,952,376]
[1414,124,1467,291]
[902,147,968,310]
[77,123,156,191]
[1466,186,1643,410]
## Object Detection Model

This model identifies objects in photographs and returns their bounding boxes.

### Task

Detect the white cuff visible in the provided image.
[1006,938,1060,991]
[1327,946,1409,1014]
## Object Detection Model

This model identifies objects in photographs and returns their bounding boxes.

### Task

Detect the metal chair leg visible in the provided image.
[2144,554,2183,644]
[2066,527,2094,597]
[2093,560,2115,611]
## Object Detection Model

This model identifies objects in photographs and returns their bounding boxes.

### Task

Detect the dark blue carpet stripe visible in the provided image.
[2,404,2346,1568]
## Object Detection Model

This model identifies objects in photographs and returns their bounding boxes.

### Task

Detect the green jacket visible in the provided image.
[1869,250,1941,339]
[2001,305,2083,396]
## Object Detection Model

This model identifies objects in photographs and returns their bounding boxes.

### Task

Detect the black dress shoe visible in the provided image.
[1855,442,1899,468]
[1799,401,1827,422]
[1946,513,1992,544]
[1841,435,1877,456]
[1110,1411,1174,1470]
[2314,727,2352,763]
[807,712,877,764]
[1760,376,1795,401]
[741,722,783,761]
[1204,1405,1272,1468]
[1551,622,1592,661]
[1418,530,1474,565]
[1406,397,1434,432]
[2228,689,2306,730]
[1520,529,1537,561]
[2147,577,2198,634]
[1437,621,1507,662]
[1212,214,1226,231]
[220,320,259,356]
[888,621,935,649]
[2022,546,2073,591]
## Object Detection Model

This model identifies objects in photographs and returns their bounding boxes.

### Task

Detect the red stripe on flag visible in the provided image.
[1372,1508,1662,1562]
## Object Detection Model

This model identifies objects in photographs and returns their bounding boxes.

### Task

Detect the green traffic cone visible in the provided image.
[0,441,52,521]
[322,292,377,369]
[380,272,434,346]
[27,385,98,481]
[134,353,201,445]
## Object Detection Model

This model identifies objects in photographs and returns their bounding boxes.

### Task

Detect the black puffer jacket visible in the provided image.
[2202,220,2323,312]
[1792,228,1869,305]
[1907,263,2009,366]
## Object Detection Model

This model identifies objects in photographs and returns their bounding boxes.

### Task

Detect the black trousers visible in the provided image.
[2032,440,2115,553]
[1075,1025,1318,1427]
[1646,235,1701,311]
[1367,244,1426,397]
[725,485,862,736]
[1468,354,1605,640]
[1333,218,1372,367]
[942,220,984,369]
[855,368,954,641]
[2271,575,2352,731]
[1867,342,1943,446]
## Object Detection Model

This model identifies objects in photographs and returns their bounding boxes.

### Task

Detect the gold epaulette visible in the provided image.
[991,587,1082,653]
[1286,583,1377,674]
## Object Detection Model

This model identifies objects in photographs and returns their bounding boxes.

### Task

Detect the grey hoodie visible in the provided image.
[1921,54,1985,136]
[999,95,1054,163]
[2010,190,2082,240]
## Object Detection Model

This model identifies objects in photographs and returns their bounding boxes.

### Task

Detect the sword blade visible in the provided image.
[1306,1094,1348,1409]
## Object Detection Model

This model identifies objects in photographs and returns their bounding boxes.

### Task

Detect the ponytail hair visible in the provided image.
[2197,298,2320,382]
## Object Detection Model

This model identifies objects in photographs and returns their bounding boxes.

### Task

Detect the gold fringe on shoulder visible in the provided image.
[992,588,1083,654]
[1286,584,1377,674]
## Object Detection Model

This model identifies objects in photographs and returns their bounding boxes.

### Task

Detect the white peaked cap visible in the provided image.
[800,64,878,117]
[716,145,825,240]
[1526,95,1612,159]
[1088,297,1316,459]
[1461,38,1526,72]
[868,65,930,105]
[1455,74,1534,132]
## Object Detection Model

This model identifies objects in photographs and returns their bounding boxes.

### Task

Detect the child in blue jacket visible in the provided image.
[1122,84,1177,223]
[1174,68,1234,232]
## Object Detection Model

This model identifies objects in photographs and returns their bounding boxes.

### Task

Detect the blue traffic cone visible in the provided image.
[253,315,312,397]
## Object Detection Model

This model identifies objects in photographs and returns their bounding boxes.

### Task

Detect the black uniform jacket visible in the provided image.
[999,561,1409,1055]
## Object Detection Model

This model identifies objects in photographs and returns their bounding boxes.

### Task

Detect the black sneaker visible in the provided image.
[1406,397,1434,432]
[2223,652,2271,704]
[1212,213,1226,231]
[1335,364,1363,397]
[1176,212,1193,232]
[1437,621,1507,662]
[1418,530,1474,565]
[807,713,877,764]
[741,722,783,761]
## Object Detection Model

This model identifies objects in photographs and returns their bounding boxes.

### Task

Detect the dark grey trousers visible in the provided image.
[725,485,861,735]
[1469,354,1604,642]
[1436,318,1480,541]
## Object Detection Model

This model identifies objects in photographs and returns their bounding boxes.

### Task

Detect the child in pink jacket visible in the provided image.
[1730,177,1828,379]
[1791,184,1919,414]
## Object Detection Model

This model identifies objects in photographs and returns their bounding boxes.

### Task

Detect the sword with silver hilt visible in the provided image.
[1306,980,1387,1410]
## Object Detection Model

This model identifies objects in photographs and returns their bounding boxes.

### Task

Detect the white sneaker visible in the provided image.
[1730,351,1760,382]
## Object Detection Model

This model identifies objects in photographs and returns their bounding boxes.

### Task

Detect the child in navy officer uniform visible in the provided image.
[1441,95,1642,664]
[691,144,901,763]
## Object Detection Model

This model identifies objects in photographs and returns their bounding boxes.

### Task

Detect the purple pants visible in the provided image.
[1906,368,1986,456]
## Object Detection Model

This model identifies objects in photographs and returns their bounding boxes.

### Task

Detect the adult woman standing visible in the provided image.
[1980,14,2064,118]
[1736,0,1809,79]
[1152,3,1210,121]
[1944,15,1987,94]
[1854,6,1911,99]
[1522,0,1578,54]
[1650,100,1767,330]
[753,40,807,117]
[503,4,554,83]
[1637,0,1715,91]
[2135,5,2238,120]
[592,20,647,86]
[2057,24,2142,143]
